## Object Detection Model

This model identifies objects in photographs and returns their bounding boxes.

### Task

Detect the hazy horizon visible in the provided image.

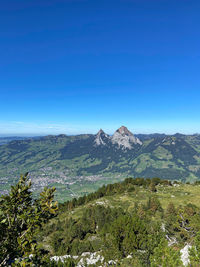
[0,127,199,137]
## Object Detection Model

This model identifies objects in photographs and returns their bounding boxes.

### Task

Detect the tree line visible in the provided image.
[59,177,172,211]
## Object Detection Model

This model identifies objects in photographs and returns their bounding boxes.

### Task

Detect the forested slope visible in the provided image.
[38,178,200,266]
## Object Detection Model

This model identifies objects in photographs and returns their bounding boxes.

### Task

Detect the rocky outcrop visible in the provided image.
[111,126,142,149]
[94,129,110,146]
[180,244,192,266]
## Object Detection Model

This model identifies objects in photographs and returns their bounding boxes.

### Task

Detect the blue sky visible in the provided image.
[0,0,200,135]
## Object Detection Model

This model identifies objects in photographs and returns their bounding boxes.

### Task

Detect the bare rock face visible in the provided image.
[111,126,142,149]
[180,244,192,266]
[94,126,142,150]
[94,129,110,146]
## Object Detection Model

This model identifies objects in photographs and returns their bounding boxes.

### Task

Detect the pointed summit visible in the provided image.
[111,126,142,149]
[116,126,133,136]
[97,129,105,135]
[94,129,110,146]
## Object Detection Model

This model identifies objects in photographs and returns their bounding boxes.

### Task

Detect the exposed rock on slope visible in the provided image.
[94,129,110,146]
[111,126,142,149]
[180,244,192,266]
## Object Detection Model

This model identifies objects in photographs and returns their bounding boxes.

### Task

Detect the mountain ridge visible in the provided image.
[93,126,142,149]
[1,126,200,200]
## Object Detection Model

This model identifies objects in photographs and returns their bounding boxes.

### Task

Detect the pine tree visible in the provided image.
[0,173,58,266]
[150,238,182,267]
[149,182,157,192]
[189,232,200,265]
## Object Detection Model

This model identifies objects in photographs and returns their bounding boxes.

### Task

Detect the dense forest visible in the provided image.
[1,175,200,266]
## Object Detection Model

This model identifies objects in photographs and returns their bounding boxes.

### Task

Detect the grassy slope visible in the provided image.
[38,181,200,267]
[58,183,200,221]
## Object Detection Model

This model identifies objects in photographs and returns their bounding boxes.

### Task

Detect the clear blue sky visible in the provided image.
[0,0,200,135]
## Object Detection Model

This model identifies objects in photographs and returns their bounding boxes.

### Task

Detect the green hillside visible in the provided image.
[38,177,200,266]
[1,133,200,201]
[2,175,200,266]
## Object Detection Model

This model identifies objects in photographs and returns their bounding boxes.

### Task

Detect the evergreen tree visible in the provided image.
[147,196,163,214]
[166,202,176,217]
[150,238,182,267]
[189,232,200,265]
[0,173,58,266]
[149,182,157,192]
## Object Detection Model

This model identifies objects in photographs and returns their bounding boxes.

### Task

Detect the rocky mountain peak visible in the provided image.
[98,129,105,135]
[111,126,142,149]
[116,126,132,136]
[94,129,110,146]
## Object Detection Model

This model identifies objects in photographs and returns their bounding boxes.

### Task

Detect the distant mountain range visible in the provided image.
[1,126,200,200]
[0,136,41,145]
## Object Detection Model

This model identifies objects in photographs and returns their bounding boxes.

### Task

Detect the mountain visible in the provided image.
[0,136,34,145]
[111,126,142,149]
[94,126,142,149]
[94,129,110,146]
[135,133,167,141]
[0,126,200,201]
